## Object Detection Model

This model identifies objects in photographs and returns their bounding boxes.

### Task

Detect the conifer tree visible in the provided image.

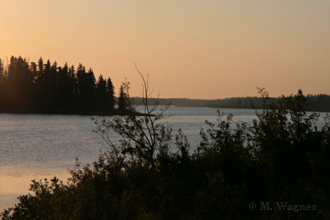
[76,63,86,98]
[86,68,96,96]
[95,75,107,111]
[29,62,38,83]
[37,57,43,82]
[0,58,3,85]
[117,85,126,112]
[106,77,115,111]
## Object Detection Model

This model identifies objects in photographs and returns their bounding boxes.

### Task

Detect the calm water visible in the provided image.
[0,107,326,211]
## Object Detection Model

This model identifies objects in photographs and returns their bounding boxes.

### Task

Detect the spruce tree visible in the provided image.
[106,77,115,111]
[95,75,107,111]
[117,85,126,112]
[0,58,3,85]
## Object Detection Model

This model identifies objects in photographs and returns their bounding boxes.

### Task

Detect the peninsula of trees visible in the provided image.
[0,56,129,115]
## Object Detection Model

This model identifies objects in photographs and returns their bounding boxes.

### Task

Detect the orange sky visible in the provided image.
[1,0,329,99]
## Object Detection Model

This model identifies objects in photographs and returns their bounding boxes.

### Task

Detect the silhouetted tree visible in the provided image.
[0,58,4,86]
[0,59,4,110]
[95,75,107,112]
[36,57,43,82]
[5,56,34,110]
[106,77,115,111]
[56,62,76,111]
[29,62,37,83]
[117,85,126,113]
[86,68,96,102]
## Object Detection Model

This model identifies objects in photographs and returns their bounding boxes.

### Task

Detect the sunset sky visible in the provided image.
[1,0,329,99]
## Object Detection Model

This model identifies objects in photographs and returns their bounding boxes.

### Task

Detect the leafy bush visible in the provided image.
[2,85,330,220]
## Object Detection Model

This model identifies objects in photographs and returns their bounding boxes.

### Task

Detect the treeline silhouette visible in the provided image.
[133,94,330,112]
[0,56,124,114]
[210,95,330,112]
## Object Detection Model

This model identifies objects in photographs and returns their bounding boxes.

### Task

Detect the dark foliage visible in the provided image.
[117,86,127,114]
[0,56,119,115]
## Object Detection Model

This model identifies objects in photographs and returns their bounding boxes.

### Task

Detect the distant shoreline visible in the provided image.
[131,96,330,113]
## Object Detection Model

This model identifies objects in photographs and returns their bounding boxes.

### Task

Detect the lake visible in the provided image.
[0,106,326,211]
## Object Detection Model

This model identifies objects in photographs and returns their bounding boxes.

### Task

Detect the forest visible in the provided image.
[0,56,129,115]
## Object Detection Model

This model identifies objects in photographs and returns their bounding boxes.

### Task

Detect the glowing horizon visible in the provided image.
[1,0,329,99]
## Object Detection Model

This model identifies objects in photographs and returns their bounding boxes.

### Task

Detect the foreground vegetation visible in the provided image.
[1,83,330,219]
